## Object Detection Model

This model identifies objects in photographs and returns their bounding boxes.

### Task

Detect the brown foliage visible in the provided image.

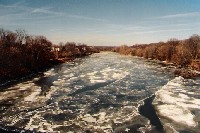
[56,42,94,58]
[0,28,97,83]
[117,35,200,70]
[0,29,53,83]
[118,45,132,55]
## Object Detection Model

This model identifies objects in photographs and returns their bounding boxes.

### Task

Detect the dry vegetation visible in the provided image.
[1,27,199,83]
[0,28,97,84]
[116,35,200,71]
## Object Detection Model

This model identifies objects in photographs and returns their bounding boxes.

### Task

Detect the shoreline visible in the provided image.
[2,53,199,89]
[132,55,200,79]
[0,71,45,90]
[155,60,200,79]
[0,57,79,89]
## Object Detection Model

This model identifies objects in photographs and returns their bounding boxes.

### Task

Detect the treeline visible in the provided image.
[0,28,96,84]
[54,42,99,60]
[116,35,200,70]
[93,46,116,52]
[0,29,54,83]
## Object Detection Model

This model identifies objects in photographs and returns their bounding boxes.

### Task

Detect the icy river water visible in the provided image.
[0,52,200,133]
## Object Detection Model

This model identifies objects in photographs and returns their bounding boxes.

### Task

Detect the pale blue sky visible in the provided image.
[0,0,200,46]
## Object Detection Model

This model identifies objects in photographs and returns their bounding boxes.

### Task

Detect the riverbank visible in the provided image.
[0,57,79,89]
[115,52,200,79]
[146,58,200,78]
[116,35,200,78]
[0,54,94,87]
[0,28,99,87]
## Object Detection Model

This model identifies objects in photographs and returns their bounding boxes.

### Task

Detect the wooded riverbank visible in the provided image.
[0,28,99,85]
[115,35,200,78]
[1,28,199,85]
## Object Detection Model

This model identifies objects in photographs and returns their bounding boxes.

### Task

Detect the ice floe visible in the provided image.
[154,76,200,128]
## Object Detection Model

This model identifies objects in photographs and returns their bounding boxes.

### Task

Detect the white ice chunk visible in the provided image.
[154,76,200,127]
[157,105,197,127]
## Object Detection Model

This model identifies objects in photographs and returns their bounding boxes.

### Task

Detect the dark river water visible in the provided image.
[0,52,200,133]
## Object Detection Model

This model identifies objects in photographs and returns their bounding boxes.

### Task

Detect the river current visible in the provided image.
[0,52,199,133]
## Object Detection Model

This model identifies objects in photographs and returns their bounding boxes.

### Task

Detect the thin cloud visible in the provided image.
[30,6,106,22]
[0,4,17,8]
[160,12,200,18]
[0,1,106,22]
[68,14,106,22]
[0,3,106,23]
[0,10,59,22]
[31,7,63,16]
[113,28,191,36]
[31,8,107,22]
[135,28,191,34]
[103,23,150,33]
[0,3,33,12]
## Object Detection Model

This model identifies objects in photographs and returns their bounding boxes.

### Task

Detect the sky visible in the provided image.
[0,0,200,46]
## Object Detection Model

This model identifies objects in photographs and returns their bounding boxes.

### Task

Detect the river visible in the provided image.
[0,52,199,133]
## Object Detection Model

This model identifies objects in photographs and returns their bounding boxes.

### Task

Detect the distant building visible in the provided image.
[52,46,60,58]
